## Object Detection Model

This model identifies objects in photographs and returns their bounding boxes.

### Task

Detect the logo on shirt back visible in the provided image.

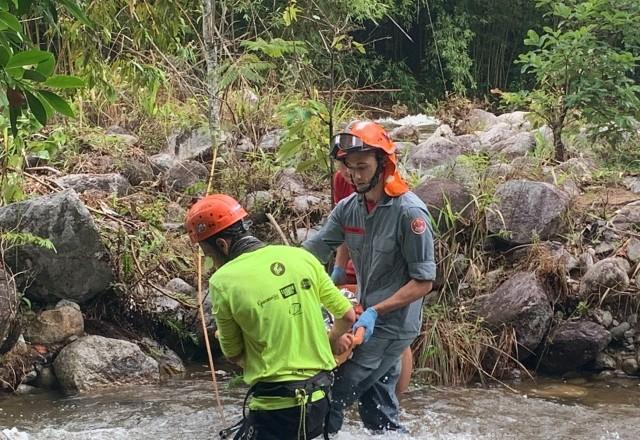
[279,283,298,299]
[411,217,427,235]
[270,262,286,276]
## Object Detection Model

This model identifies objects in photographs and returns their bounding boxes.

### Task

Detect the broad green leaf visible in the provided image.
[6,49,51,68]
[43,75,84,88]
[37,90,74,117]
[23,69,47,82]
[0,46,10,67]
[36,55,55,76]
[25,91,47,126]
[0,11,21,33]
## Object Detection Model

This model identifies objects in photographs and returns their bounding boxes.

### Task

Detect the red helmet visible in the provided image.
[185,194,248,244]
[330,121,395,160]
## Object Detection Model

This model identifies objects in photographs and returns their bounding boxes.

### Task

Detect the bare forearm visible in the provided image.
[334,244,350,269]
[329,308,356,342]
[372,279,433,315]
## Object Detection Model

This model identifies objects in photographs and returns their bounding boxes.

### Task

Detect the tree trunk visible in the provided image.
[552,123,565,162]
[203,0,220,151]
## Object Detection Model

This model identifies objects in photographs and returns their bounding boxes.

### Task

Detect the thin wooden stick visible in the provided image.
[197,251,226,424]
[266,212,290,245]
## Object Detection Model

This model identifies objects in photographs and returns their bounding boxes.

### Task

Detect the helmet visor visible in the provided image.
[330,133,372,159]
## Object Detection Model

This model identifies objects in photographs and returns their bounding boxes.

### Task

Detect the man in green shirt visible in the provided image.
[185,194,356,440]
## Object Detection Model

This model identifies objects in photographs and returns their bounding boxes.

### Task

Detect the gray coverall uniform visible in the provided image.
[303,190,436,434]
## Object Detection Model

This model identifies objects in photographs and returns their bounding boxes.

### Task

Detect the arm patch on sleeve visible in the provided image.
[410,217,427,235]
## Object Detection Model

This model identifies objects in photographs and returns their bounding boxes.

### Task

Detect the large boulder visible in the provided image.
[55,173,131,196]
[486,180,570,244]
[23,304,84,345]
[540,321,611,374]
[389,124,419,143]
[0,190,114,304]
[496,111,532,131]
[257,129,283,152]
[462,108,499,132]
[478,122,516,147]
[167,126,213,161]
[413,178,475,230]
[53,335,159,394]
[471,272,552,358]
[409,135,464,171]
[623,177,640,194]
[0,268,18,352]
[579,257,630,296]
[491,132,536,159]
[611,201,640,231]
[163,160,209,195]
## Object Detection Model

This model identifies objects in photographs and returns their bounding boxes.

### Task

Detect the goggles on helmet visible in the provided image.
[330,133,375,159]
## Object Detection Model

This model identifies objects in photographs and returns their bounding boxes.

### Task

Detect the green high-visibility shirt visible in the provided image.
[210,245,351,391]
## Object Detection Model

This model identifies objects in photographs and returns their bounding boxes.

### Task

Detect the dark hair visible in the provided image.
[203,219,250,249]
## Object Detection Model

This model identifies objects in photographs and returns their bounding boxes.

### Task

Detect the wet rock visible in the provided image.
[292,194,322,214]
[491,132,536,159]
[413,178,475,230]
[140,338,186,377]
[409,136,464,171]
[257,129,282,151]
[55,173,131,196]
[15,384,39,395]
[149,153,177,175]
[610,322,631,341]
[0,190,114,304]
[389,124,419,143]
[33,365,58,389]
[611,201,640,231]
[496,111,531,131]
[623,176,640,194]
[625,238,640,264]
[621,357,638,375]
[591,309,613,328]
[541,321,611,374]
[276,168,306,194]
[463,108,499,132]
[0,269,18,353]
[23,305,84,345]
[471,272,552,358]
[53,335,159,394]
[486,180,570,244]
[163,160,208,195]
[593,352,616,370]
[579,257,630,296]
[167,126,213,161]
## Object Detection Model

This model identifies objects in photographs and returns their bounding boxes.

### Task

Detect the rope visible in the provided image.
[425,0,448,94]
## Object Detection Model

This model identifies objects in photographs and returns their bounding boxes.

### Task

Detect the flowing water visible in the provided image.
[1,369,639,440]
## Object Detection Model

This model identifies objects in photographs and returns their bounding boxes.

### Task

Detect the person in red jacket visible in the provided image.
[330,164,413,398]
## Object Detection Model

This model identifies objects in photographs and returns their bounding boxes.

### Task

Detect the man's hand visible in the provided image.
[331,266,347,285]
[352,307,377,343]
[330,333,354,356]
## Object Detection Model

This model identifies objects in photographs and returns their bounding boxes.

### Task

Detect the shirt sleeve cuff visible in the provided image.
[408,261,437,280]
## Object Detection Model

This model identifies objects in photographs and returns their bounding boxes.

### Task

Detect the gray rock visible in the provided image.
[165,278,195,296]
[292,194,322,214]
[167,126,213,161]
[541,321,611,373]
[611,201,640,231]
[610,322,631,341]
[471,272,552,358]
[628,314,638,326]
[149,153,177,175]
[23,305,84,345]
[295,227,319,243]
[592,309,613,328]
[453,134,481,151]
[486,163,515,179]
[394,141,416,157]
[246,190,273,220]
[491,132,536,159]
[432,124,455,139]
[0,269,18,352]
[579,257,630,296]
[0,190,114,304]
[626,238,640,263]
[105,125,130,135]
[478,122,516,147]
[33,365,58,389]
[120,159,154,186]
[276,168,306,194]
[409,136,464,171]
[413,178,474,230]
[486,180,571,244]
[53,335,159,394]
[140,338,186,377]
[389,124,419,143]
[556,158,595,183]
[55,173,131,197]
[15,384,39,395]
[463,109,499,132]
[235,137,255,153]
[56,299,81,311]
[497,111,532,131]
[593,352,616,370]
[536,125,554,145]
[623,177,640,194]
[163,160,208,195]
[257,129,282,151]
[621,357,638,375]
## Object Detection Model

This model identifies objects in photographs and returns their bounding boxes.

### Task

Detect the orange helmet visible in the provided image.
[331,120,409,197]
[185,194,248,244]
[330,121,395,160]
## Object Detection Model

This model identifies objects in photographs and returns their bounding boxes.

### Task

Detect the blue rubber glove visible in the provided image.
[330,266,347,285]
[353,307,378,343]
